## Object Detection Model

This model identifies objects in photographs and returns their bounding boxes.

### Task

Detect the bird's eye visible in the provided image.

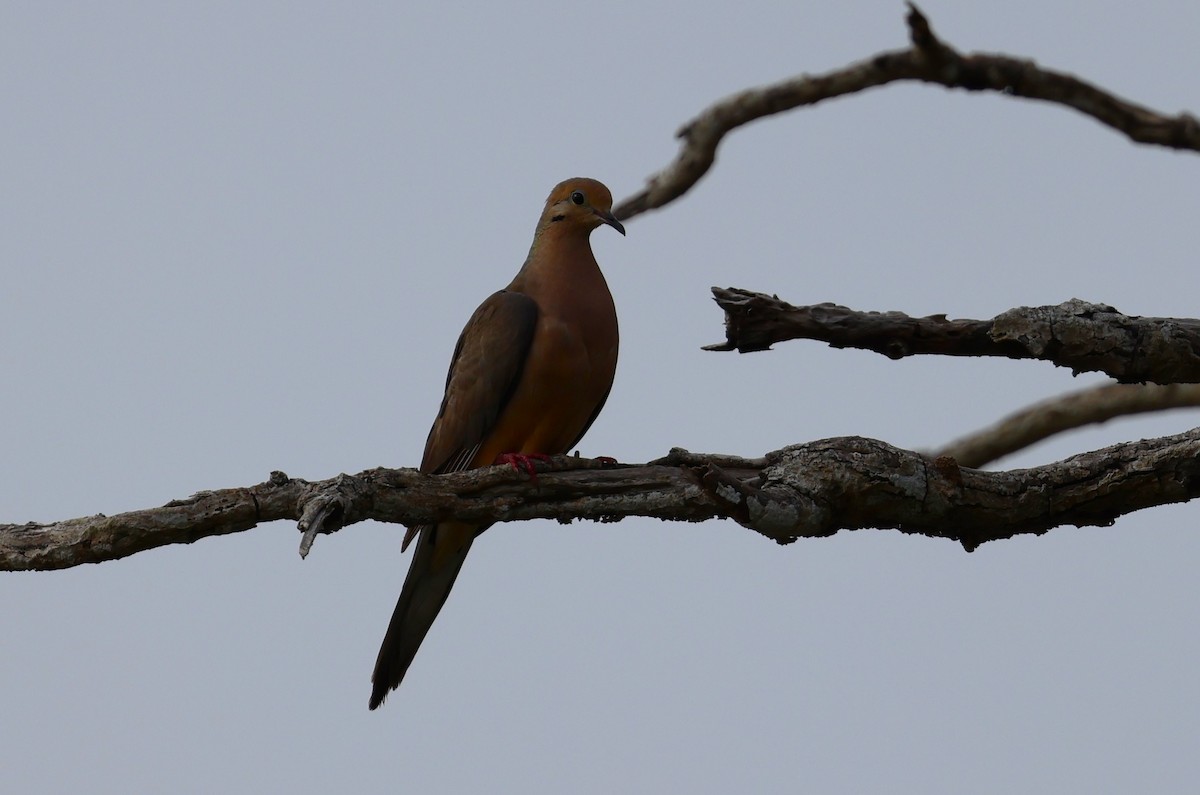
[570,191,585,205]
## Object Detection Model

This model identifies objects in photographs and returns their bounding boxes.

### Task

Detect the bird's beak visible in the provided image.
[595,209,626,236]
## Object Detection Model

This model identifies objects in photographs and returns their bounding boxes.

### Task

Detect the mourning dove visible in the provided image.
[369,177,624,710]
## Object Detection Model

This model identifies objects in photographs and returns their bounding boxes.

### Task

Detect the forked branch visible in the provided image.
[614,3,1199,221]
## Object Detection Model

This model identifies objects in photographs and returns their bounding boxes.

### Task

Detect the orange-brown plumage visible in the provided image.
[369,178,623,709]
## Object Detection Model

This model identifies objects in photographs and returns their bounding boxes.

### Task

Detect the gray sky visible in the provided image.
[4,1,1199,792]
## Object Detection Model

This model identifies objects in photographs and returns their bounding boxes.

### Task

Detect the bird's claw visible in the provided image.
[495,452,553,480]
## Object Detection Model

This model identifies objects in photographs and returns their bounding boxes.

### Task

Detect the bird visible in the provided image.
[369,177,625,710]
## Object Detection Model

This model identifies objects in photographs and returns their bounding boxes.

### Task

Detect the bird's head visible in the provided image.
[542,178,626,236]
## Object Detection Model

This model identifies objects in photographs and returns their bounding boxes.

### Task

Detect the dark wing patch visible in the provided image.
[420,290,539,475]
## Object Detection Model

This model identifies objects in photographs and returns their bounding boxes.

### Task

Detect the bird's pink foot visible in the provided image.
[495,452,552,480]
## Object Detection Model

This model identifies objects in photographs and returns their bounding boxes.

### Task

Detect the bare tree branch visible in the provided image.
[5,429,1200,571]
[936,383,1200,468]
[704,288,1200,384]
[8,5,1198,582]
[613,2,1200,222]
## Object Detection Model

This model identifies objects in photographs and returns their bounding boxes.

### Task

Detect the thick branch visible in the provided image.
[936,382,1200,468]
[5,430,1200,571]
[705,288,1200,384]
[613,3,1200,221]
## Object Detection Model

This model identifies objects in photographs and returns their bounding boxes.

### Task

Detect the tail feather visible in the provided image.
[369,522,475,710]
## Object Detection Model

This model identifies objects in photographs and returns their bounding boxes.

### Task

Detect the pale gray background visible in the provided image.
[3,1,1199,792]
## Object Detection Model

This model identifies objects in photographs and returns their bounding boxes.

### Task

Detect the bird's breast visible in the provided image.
[475,298,617,460]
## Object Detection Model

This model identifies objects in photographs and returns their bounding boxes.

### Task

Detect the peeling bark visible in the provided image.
[706,289,1200,384]
[6,430,1199,571]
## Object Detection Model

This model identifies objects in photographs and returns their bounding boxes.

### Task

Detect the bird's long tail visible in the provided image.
[369,521,475,710]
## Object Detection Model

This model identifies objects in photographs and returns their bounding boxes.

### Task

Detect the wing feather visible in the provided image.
[421,289,539,475]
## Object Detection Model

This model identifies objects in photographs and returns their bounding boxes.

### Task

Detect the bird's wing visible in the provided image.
[398,289,539,553]
[421,289,539,476]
